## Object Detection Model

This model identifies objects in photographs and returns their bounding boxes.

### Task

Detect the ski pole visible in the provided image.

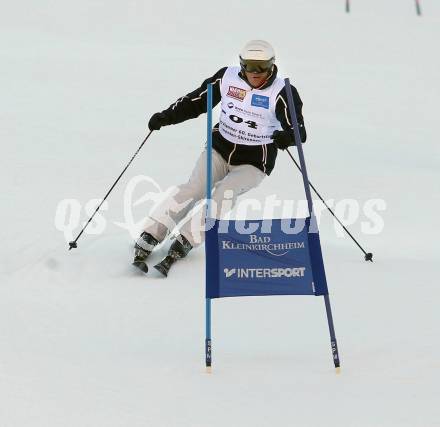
[415,0,422,16]
[285,148,373,262]
[68,130,154,250]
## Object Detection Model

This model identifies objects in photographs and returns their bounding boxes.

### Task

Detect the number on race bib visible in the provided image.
[244,120,258,129]
[229,115,242,123]
[229,115,258,129]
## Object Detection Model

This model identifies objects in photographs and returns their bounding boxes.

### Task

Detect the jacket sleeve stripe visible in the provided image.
[275,94,292,127]
[190,77,222,102]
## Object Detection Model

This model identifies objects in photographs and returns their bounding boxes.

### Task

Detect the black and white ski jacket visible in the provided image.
[157,65,306,175]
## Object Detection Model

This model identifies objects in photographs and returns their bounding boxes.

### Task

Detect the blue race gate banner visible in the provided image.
[203,80,341,372]
[206,217,328,298]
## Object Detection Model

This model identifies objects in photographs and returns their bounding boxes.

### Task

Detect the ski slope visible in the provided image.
[1,0,439,425]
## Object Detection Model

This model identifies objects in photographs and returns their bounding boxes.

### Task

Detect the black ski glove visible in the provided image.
[271,129,296,150]
[148,112,169,131]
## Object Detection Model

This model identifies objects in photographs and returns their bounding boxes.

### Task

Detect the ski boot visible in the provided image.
[154,234,192,277]
[132,232,159,273]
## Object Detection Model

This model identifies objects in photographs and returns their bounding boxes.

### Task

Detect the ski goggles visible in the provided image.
[239,57,274,74]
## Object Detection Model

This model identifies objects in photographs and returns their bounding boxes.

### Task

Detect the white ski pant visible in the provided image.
[143,149,266,247]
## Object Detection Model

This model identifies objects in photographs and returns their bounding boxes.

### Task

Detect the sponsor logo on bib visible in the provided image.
[251,94,270,109]
[227,86,247,101]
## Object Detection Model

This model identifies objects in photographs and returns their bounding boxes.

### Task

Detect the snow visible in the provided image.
[1,0,440,425]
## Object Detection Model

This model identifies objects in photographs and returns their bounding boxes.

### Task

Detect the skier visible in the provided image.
[133,40,307,276]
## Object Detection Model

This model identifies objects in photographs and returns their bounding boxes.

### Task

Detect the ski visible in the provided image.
[132,257,149,274]
[153,235,193,277]
[131,232,159,274]
[153,255,177,277]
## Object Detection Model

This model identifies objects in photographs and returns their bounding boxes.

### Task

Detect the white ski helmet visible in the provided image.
[239,40,275,73]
